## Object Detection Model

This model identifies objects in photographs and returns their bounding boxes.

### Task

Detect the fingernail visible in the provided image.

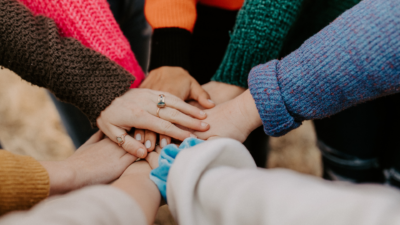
[190,134,197,138]
[135,133,141,141]
[200,111,206,116]
[208,99,214,104]
[201,122,208,127]
[161,138,167,148]
[137,148,145,158]
[145,140,151,149]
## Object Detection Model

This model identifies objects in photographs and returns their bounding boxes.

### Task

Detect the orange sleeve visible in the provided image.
[145,0,198,32]
[199,0,244,10]
[0,151,49,215]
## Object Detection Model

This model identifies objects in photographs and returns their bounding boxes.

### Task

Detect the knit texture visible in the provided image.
[149,28,192,72]
[249,0,400,137]
[0,151,49,215]
[212,0,304,88]
[145,0,243,32]
[18,0,145,88]
[0,0,134,126]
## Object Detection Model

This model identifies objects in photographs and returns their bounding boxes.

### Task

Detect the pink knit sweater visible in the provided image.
[18,0,145,88]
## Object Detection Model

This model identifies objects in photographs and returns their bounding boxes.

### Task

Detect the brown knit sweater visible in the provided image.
[0,150,49,215]
[0,0,135,126]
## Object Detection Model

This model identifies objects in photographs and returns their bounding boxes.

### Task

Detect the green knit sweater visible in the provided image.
[212,0,361,88]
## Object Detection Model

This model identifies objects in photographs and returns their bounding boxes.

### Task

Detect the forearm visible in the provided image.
[249,0,400,137]
[0,0,134,126]
[212,0,304,88]
[19,0,145,87]
[0,185,147,225]
[112,162,160,225]
[0,151,49,215]
[39,161,74,196]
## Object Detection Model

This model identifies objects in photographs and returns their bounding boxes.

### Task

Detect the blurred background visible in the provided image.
[0,67,322,224]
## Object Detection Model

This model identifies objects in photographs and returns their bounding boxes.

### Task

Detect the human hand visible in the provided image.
[202,81,246,105]
[97,88,210,158]
[193,90,263,142]
[40,131,137,195]
[140,66,215,109]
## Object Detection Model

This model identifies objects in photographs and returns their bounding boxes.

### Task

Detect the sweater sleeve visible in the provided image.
[248,0,400,137]
[211,0,305,88]
[0,185,147,225]
[18,0,145,88]
[167,139,400,225]
[0,150,49,216]
[0,0,134,126]
[145,0,243,72]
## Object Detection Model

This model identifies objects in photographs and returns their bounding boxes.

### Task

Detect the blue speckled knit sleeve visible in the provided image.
[248,0,400,137]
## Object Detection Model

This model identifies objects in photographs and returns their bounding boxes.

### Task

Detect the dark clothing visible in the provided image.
[0,0,134,127]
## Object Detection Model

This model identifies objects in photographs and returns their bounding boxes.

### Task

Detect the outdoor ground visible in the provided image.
[0,67,322,224]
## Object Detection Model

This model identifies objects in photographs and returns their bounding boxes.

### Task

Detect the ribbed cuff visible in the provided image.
[0,151,49,215]
[211,45,259,88]
[149,28,192,72]
[211,0,304,88]
[248,60,301,137]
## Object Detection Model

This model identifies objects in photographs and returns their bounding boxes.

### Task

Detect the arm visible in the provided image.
[0,162,159,225]
[211,0,305,88]
[0,151,49,215]
[196,0,400,140]
[167,139,400,225]
[248,0,400,136]
[0,0,134,126]
[18,0,145,87]
[0,185,148,225]
[0,131,138,216]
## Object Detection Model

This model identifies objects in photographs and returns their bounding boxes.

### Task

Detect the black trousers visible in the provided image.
[314,92,400,186]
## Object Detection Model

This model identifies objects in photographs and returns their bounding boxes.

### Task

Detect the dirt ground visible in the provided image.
[0,67,322,224]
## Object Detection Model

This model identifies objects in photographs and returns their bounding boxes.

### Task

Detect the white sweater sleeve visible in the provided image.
[167,138,400,225]
[0,185,147,225]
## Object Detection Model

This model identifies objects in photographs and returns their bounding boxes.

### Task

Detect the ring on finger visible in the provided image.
[116,133,128,147]
[156,107,162,117]
[157,94,166,108]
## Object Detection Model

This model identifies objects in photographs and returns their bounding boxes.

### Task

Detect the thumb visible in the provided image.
[190,82,215,109]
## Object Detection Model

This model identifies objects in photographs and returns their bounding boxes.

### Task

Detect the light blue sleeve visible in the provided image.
[149,138,204,202]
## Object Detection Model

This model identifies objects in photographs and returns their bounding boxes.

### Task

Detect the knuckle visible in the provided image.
[160,121,173,133]
[169,109,180,119]
[122,140,136,151]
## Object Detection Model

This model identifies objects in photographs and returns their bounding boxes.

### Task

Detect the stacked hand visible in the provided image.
[96,88,210,158]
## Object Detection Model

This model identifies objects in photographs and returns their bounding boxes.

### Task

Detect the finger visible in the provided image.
[190,82,215,109]
[159,134,171,148]
[133,129,145,143]
[136,113,195,141]
[83,130,104,145]
[121,153,138,166]
[160,93,207,119]
[155,145,162,154]
[158,107,210,131]
[145,151,159,169]
[144,130,157,152]
[100,120,148,158]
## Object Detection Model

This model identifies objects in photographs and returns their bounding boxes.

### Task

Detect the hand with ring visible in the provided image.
[96,89,210,158]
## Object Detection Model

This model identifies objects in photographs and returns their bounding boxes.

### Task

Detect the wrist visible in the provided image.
[203,81,246,105]
[39,161,76,195]
[235,90,263,134]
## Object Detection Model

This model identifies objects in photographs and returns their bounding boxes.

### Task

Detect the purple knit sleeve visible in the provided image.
[249,0,400,137]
